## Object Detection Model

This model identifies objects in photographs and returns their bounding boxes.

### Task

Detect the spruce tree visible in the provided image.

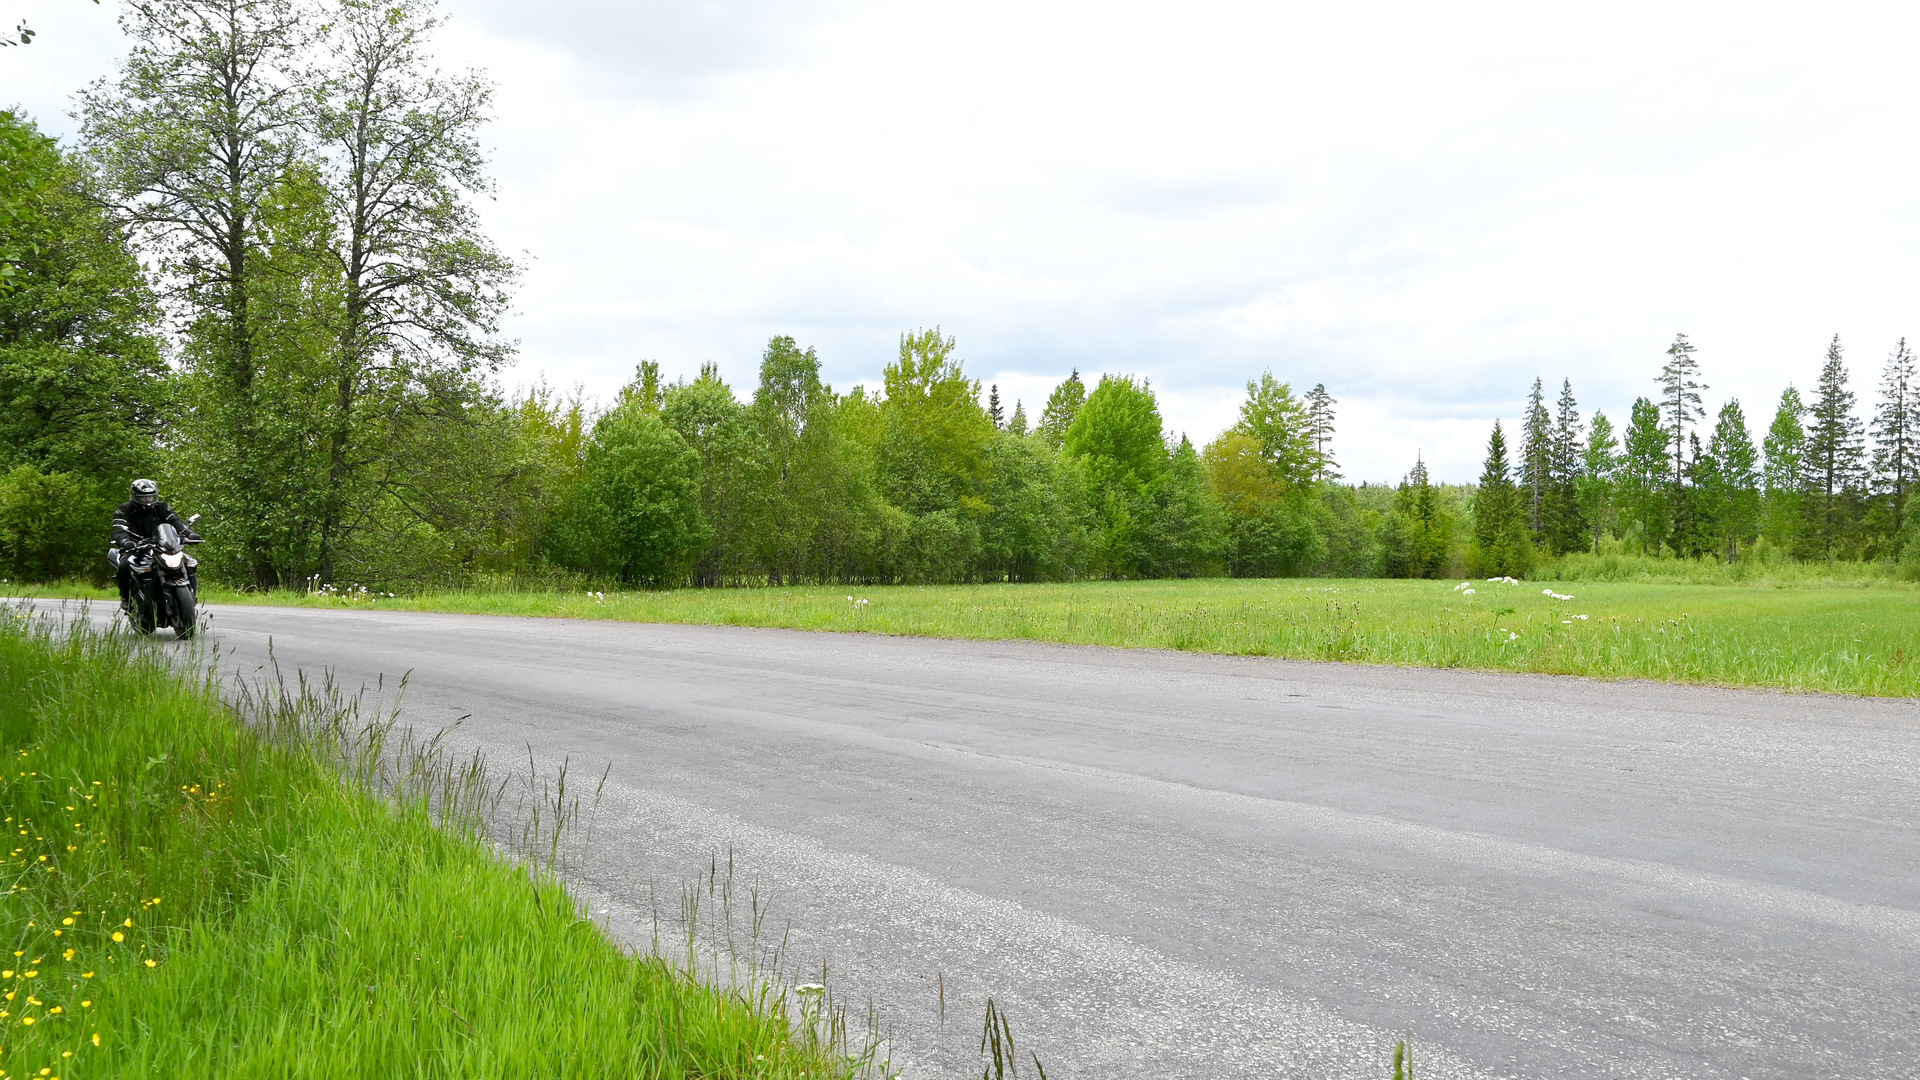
[1543,378,1587,555]
[1805,335,1866,557]
[1471,421,1529,576]
[1871,338,1917,537]
[1007,400,1028,438]
[988,383,1005,429]
[1395,453,1447,578]
[1671,432,1712,559]
[1305,383,1340,482]
[1519,378,1552,537]
[1762,386,1808,551]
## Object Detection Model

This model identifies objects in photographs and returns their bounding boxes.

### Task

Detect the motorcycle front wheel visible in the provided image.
[173,584,197,640]
[130,596,157,635]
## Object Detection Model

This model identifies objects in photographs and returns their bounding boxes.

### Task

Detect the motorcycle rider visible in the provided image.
[111,479,196,611]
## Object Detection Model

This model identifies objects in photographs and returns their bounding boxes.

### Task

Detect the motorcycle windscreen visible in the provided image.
[155,523,182,551]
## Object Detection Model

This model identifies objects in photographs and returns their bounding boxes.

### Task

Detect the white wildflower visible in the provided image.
[1574,614,1588,620]
[1462,588,1475,596]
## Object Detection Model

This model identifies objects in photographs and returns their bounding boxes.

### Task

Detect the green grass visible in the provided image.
[0,610,867,1078]
[14,570,1920,696]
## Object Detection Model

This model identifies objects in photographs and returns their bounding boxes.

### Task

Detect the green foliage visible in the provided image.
[662,364,763,585]
[1578,410,1619,552]
[1762,386,1808,550]
[1518,378,1551,538]
[1468,421,1532,577]
[1622,396,1670,553]
[1657,333,1707,490]
[877,328,995,518]
[1700,400,1760,560]
[1142,437,1227,578]
[1036,370,1085,451]
[1064,374,1170,577]
[1380,456,1451,578]
[0,112,166,484]
[978,432,1086,582]
[560,404,710,587]
[0,466,107,582]
[1805,335,1867,557]
[1871,339,1917,537]
[1542,379,1587,555]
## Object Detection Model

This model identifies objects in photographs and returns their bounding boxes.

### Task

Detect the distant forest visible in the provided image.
[2,0,1917,589]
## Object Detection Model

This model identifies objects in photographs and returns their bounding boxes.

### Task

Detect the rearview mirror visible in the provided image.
[187,513,201,525]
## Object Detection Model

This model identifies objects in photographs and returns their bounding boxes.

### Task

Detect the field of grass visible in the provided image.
[0,609,870,1079]
[15,572,1920,697]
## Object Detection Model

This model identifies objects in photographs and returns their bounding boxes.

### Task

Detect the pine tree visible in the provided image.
[1471,421,1530,576]
[1007,400,1028,438]
[1543,378,1586,555]
[1657,333,1708,491]
[1519,378,1552,538]
[1871,338,1917,538]
[1579,411,1619,551]
[1705,399,1760,561]
[987,383,1005,429]
[1037,370,1086,451]
[1305,382,1340,482]
[1622,397,1669,553]
[1805,335,1866,557]
[1762,386,1808,551]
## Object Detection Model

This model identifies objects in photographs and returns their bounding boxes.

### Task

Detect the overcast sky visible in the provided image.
[9,0,1920,480]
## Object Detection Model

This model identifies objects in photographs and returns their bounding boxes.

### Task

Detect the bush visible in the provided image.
[0,464,109,582]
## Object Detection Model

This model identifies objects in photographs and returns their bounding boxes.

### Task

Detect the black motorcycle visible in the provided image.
[111,515,203,639]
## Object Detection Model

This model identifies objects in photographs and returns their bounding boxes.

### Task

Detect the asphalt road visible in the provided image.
[51,601,1920,1078]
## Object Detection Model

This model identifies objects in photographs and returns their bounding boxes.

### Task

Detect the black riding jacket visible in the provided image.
[112,499,191,547]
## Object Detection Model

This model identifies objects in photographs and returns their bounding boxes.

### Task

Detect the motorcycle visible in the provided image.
[109,514,203,639]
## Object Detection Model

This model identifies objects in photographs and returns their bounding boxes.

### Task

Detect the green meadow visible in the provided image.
[16,572,1907,697]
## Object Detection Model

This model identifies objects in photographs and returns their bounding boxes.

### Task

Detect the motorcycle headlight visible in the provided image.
[161,552,184,568]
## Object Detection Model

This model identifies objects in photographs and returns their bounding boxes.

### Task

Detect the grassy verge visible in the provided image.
[0,609,864,1078]
[13,573,1920,696]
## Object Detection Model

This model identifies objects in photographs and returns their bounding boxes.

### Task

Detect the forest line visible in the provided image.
[1,0,1916,589]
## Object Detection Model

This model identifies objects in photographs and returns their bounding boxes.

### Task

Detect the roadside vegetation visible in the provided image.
[0,609,871,1078]
[17,570,1916,697]
[3,2,1918,603]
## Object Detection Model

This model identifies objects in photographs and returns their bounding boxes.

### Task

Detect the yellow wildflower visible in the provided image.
[60,951,71,961]
[91,1034,99,1046]
[79,1001,89,1008]
[110,933,122,943]
[19,1016,31,1025]
[121,920,131,929]
[143,959,157,968]
[80,973,92,979]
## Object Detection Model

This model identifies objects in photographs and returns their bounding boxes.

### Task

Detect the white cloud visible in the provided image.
[10,0,1920,481]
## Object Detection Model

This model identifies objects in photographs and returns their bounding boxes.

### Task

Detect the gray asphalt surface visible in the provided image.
[43,601,1920,1078]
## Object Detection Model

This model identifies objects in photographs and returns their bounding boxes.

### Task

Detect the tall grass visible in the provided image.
[118,574,1920,697]
[0,607,875,1079]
